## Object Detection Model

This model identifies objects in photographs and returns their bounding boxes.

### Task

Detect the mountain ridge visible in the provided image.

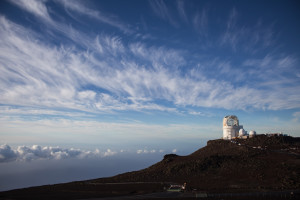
[1,134,299,199]
[94,134,300,191]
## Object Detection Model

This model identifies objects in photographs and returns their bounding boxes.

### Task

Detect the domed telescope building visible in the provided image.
[223,115,243,140]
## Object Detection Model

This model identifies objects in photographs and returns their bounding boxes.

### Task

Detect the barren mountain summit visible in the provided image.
[95,134,300,191]
[1,134,299,199]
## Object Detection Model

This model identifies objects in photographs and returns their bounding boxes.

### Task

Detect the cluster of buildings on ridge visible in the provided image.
[222,115,288,140]
[222,115,256,140]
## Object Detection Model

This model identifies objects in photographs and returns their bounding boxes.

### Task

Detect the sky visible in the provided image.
[0,0,300,191]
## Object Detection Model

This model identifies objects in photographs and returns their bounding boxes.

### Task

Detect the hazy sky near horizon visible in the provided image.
[1,0,300,147]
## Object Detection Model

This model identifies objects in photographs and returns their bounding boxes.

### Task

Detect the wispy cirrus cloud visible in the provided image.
[129,42,185,67]
[242,55,300,110]
[10,0,132,34]
[176,0,188,23]
[8,0,131,50]
[1,1,300,118]
[57,0,132,34]
[220,8,275,52]
[0,106,97,120]
[0,16,176,114]
[243,54,299,87]
[9,0,52,22]
[149,0,178,27]
[1,15,300,115]
[221,8,239,50]
[193,9,208,36]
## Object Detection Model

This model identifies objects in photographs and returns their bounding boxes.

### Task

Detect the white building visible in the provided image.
[249,130,256,138]
[239,128,246,137]
[223,115,243,140]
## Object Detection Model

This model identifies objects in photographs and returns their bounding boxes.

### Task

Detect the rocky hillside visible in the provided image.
[94,134,300,191]
[1,134,299,199]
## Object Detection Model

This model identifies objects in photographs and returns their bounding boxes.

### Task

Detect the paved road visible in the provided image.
[81,190,300,200]
[81,192,185,200]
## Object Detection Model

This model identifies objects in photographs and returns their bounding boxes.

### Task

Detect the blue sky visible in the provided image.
[1,0,300,147]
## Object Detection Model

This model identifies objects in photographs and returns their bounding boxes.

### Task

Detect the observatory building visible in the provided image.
[223,115,256,139]
[223,115,243,140]
[249,130,256,138]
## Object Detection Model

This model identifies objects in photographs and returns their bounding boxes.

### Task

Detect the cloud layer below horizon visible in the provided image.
[0,144,174,163]
[0,144,117,162]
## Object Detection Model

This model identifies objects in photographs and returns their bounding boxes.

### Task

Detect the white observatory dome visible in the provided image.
[223,115,240,140]
[249,130,256,137]
[239,128,246,137]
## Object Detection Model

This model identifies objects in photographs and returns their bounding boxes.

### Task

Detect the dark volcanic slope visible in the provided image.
[1,135,299,199]
[95,135,300,191]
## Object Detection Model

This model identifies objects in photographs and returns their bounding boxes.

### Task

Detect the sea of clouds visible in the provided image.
[0,144,117,162]
[0,143,190,191]
[0,144,177,191]
[0,144,177,163]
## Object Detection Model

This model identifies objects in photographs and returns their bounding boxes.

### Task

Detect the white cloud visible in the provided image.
[176,0,188,23]
[240,54,300,110]
[188,111,204,116]
[9,0,52,22]
[103,149,117,157]
[136,149,143,154]
[172,149,177,153]
[0,17,176,114]
[0,106,93,118]
[57,0,132,34]
[1,6,300,118]
[0,144,17,162]
[77,90,97,100]
[292,112,300,122]
[149,0,178,27]
[220,8,275,52]
[193,9,208,36]
[0,144,117,163]
[8,0,102,51]
[220,8,240,51]
[137,149,149,154]
[129,42,185,68]
[136,149,161,154]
